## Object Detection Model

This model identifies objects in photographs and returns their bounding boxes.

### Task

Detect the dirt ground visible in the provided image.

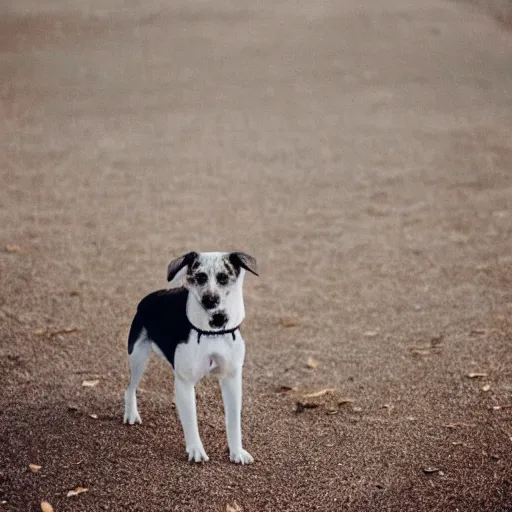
[460,0,512,26]
[1,0,512,511]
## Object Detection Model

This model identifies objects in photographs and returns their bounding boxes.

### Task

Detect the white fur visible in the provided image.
[123,331,150,425]
[124,252,254,464]
[186,269,246,331]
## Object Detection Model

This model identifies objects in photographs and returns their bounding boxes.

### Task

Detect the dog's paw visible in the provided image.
[186,444,209,463]
[123,408,142,425]
[229,448,254,465]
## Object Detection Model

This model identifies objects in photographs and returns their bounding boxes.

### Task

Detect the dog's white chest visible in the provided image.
[173,330,246,383]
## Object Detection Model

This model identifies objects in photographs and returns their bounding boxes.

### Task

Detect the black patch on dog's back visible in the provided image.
[127,287,192,367]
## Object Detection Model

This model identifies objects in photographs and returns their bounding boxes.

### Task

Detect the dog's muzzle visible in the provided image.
[202,293,220,310]
[210,312,228,328]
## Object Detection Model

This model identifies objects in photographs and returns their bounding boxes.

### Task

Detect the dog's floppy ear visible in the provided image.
[167,252,198,282]
[229,252,258,276]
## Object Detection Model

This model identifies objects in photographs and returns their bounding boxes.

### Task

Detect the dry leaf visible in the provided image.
[482,384,491,392]
[5,244,21,253]
[467,372,487,378]
[326,408,338,415]
[61,327,77,333]
[337,398,355,406]
[82,379,99,387]
[226,502,242,512]
[411,349,430,356]
[423,467,440,474]
[29,464,41,472]
[50,327,78,337]
[493,404,512,410]
[306,357,319,369]
[41,502,54,512]
[295,401,319,413]
[89,414,98,419]
[279,316,299,327]
[444,423,458,429]
[304,388,336,398]
[67,487,88,497]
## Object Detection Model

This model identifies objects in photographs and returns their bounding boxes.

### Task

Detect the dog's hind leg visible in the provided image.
[124,337,151,425]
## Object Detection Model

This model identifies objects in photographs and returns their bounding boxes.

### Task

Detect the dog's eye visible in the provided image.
[195,273,208,285]
[216,273,229,285]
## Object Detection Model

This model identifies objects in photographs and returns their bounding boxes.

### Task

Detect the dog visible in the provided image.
[123,251,258,464]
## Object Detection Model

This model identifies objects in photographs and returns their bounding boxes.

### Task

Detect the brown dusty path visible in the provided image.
[1,0,512,510]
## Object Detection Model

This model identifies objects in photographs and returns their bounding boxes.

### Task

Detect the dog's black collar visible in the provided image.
[191,324,241,342]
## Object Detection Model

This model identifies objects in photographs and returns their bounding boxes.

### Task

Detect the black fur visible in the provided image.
[229,252,258,276]
[127,287,192,367]
[223,258,236,276]
[167,252,198,282]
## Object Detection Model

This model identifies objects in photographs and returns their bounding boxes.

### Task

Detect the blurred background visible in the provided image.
[1,1,512,511]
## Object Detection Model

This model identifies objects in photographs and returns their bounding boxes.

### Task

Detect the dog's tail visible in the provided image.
[127,312,144,355]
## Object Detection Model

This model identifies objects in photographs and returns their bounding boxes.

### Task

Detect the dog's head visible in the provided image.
[167,251,258,329]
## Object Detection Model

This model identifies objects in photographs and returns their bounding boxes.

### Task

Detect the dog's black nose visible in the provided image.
[201,293,220,310]
[210,313,227,328]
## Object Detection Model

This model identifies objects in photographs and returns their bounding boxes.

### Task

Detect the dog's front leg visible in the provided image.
[174,375,208,462]
[221,368,254,464]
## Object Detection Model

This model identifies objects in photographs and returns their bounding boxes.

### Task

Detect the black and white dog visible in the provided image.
[123,251,258,464]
